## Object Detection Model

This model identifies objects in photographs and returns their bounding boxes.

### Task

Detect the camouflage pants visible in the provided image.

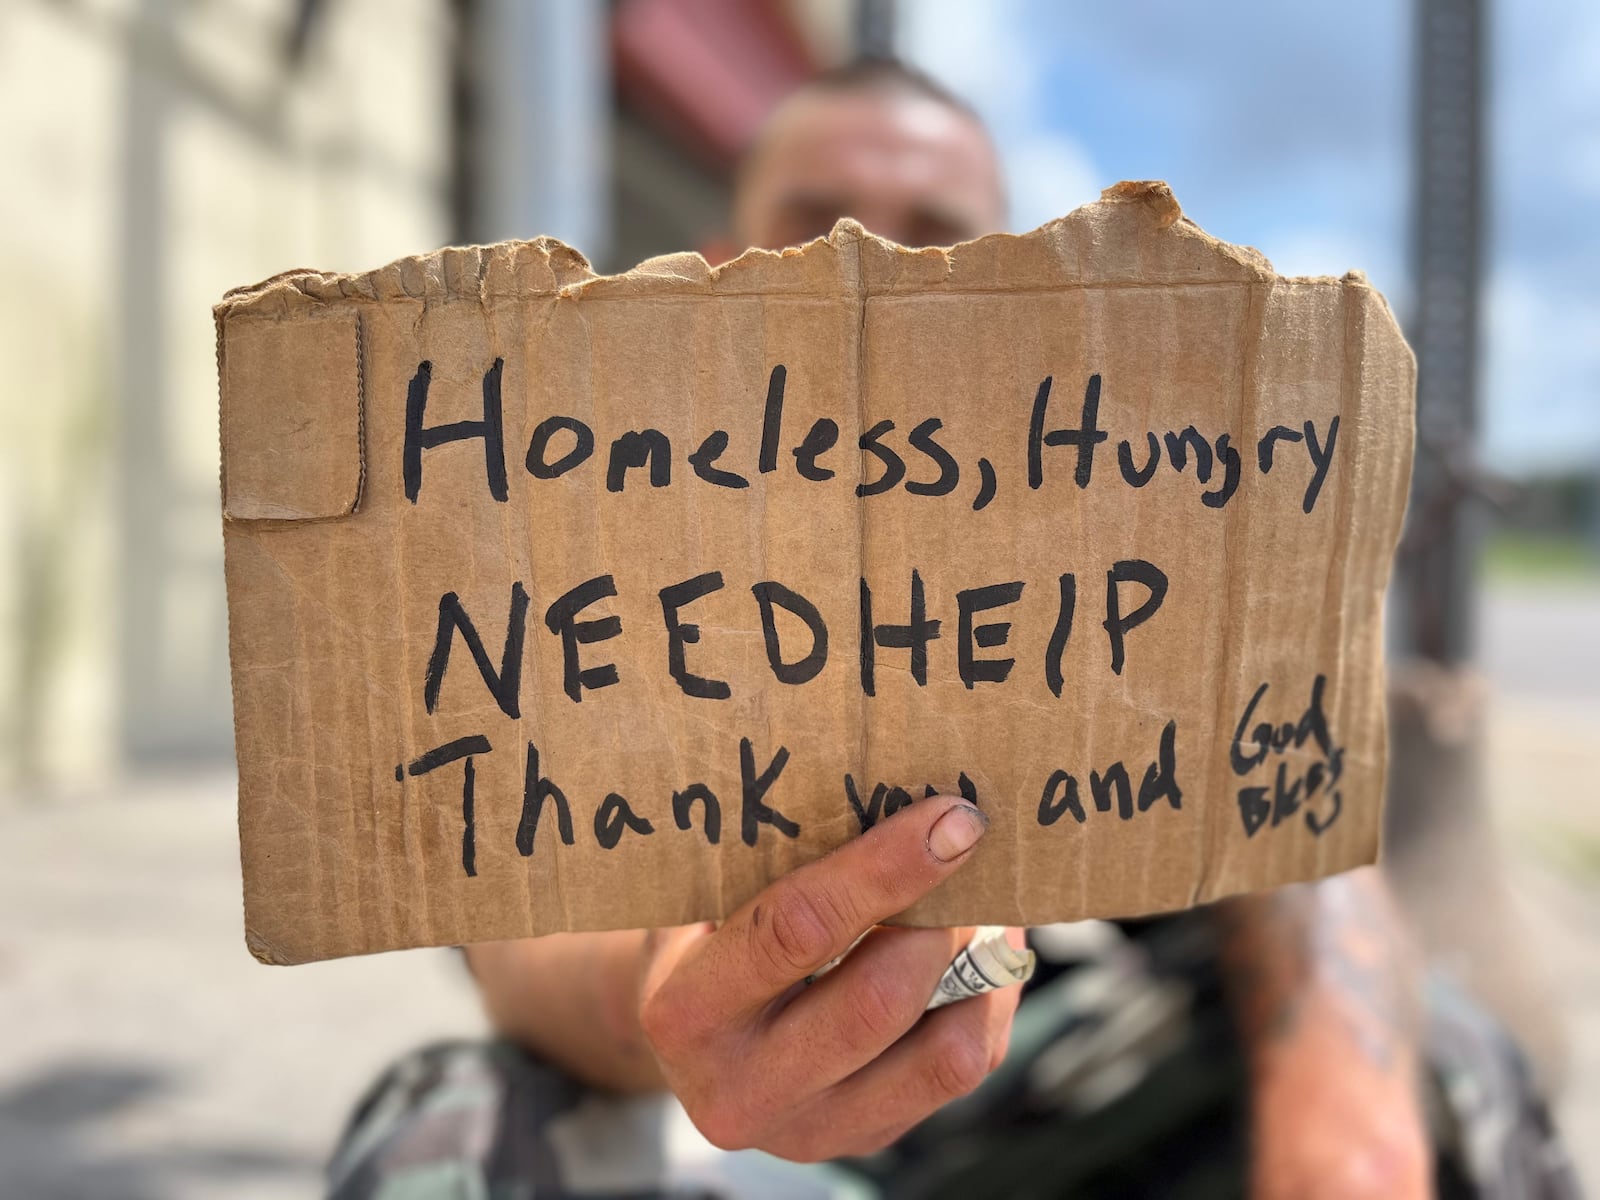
[327,925,1580,1200]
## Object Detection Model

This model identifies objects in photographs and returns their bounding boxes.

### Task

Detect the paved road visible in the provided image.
[1478,580,1600,706]
[0,581,1595,1198]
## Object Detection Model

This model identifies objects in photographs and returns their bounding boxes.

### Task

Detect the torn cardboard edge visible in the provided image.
[216,181,1385,326]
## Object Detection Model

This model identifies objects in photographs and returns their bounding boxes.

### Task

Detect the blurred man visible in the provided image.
[328,59,1574,1200]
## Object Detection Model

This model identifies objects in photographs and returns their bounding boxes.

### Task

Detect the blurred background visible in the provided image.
[0,0,1595,1195]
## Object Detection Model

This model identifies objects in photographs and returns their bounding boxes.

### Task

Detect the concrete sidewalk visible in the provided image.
[1484,695,1600,1169]
[0,774,484,1199]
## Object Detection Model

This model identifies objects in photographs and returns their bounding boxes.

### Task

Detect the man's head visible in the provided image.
[731,58,1006,253]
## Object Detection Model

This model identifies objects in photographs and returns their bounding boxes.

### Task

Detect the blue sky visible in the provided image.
[902,0,1600,475]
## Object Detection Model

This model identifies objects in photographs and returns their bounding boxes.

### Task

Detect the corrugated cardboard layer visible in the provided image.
[217,182,1415,965]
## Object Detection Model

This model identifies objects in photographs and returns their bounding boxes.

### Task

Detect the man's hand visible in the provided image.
[638,796,1021,1162]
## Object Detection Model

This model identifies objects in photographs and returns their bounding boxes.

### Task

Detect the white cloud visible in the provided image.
[1494,0,1600,225]
[897,0,1034,118]
[1255,229,1382,279]
[1483,271,1600,472]
[1005,135,1102,230]
[897,0,1102,233]
[1255,228,1408,314]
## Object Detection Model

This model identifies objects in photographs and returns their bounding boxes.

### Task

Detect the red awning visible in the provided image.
[613,0,819,171]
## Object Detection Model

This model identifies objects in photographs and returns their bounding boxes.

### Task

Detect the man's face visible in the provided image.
[732,86,1006,253]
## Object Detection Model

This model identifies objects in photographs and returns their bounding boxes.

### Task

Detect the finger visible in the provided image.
[638,922,714,999]
[636,922,721,1058]
[756,925,974,1094]
[775,984,1018,1161]
[844,985,1019,1157]
[977,959,1024,1065]
[698,796,990,1020]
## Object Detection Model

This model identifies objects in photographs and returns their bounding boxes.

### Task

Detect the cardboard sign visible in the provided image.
[217,182,1414,965]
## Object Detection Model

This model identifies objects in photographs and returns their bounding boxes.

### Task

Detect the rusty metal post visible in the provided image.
[1397,0,1486,665]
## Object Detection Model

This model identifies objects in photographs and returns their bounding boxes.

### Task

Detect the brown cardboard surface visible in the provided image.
[217,182,1415,965]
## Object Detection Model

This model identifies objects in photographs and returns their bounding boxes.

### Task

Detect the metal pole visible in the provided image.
[449,0,482,243]
[117,0,175,762]
[855,0,897,59]
[465,0,610,259]
[1399,0,1487,665]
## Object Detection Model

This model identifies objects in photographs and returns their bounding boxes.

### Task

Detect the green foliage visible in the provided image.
[1480,532,1600,583]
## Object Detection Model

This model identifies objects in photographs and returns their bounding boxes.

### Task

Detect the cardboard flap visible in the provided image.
[220,311,363,521]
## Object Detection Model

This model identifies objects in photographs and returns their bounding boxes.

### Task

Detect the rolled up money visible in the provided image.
[808,926,1036,1009]
[926,926,1036,1010]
